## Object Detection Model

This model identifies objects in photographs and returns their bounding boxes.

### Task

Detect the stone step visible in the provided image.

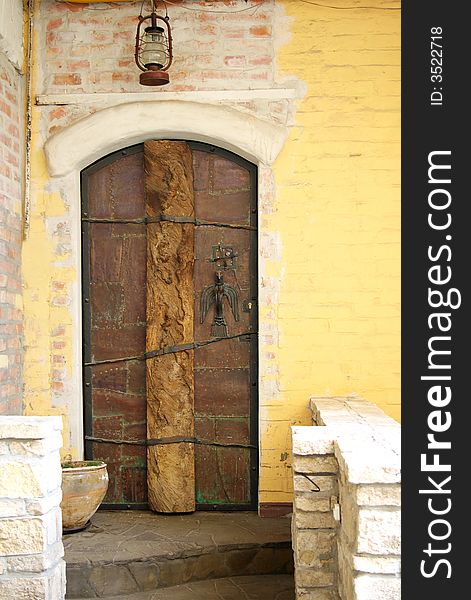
[64,511,293,598]
[73,574,295,600]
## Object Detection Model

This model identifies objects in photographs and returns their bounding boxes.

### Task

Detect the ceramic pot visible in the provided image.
[61,460,108,533]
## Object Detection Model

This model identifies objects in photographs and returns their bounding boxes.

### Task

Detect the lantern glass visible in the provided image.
[140,26,168,69]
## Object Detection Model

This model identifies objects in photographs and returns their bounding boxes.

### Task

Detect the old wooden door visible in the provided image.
[82,141,258,511]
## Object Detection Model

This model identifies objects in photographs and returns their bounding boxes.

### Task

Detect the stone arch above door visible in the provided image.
[44,100,288,178]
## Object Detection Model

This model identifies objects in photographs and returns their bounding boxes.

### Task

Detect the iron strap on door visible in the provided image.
[84,434,256,449]
[81,215,256,231]
[83,331,257,367]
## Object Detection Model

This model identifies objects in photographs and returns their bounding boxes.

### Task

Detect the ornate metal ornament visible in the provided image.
[210,243,238,270]
[200,272,240,337]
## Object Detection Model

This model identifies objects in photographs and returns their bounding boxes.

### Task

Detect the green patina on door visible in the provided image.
[82,141,258,510]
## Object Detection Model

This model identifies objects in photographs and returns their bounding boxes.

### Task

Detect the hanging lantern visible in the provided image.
[135,0,173,86]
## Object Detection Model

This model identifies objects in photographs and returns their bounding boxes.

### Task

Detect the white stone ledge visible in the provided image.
[294,399,400,485]
[310,396,400,456]
[334,443,400,486]
[36,87,300,106]
[292,426,335,455]
[0,417,63,440]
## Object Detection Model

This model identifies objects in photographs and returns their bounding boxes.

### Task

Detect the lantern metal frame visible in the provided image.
[135,0,173,86]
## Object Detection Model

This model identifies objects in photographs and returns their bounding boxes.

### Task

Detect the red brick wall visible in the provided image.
[40,0,274,95]
[0,51,24,414]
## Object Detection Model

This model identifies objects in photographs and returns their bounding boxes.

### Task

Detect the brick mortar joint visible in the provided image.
[351,572,401,579]
[293,451,336,457]
[355,506,400,513]
[347,552,401,560]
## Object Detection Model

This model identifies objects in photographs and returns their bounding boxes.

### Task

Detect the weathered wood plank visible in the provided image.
[145,141,195,513]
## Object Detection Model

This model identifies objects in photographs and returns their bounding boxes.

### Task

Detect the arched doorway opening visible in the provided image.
[81,140,258,512]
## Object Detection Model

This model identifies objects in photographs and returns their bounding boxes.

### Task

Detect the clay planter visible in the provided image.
[61,460,109,533]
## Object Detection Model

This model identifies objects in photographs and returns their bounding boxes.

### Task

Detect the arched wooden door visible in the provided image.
[82,141,258,511]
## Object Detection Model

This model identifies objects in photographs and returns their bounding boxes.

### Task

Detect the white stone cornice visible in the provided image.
[36,88,299,107]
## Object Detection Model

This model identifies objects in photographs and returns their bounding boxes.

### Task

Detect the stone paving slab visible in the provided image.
[64,511,292,566]
[74,574,295,600]
[64,511,294,598]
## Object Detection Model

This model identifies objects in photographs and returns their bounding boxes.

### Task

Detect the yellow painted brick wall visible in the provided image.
[259,0,400,502]
[22,0,400,503]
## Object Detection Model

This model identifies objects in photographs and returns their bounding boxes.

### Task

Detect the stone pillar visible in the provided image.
[292,427,340,599]
[0,416,66,599]
[291,396,401,600]
[336,439,401,600]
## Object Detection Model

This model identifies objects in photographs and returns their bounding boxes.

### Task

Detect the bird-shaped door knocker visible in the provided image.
[200,272,240,337]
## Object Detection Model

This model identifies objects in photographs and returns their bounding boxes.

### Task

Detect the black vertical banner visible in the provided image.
[402,2,466,597]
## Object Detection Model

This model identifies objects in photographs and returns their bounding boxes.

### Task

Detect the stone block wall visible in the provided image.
[0,416,65,599]
[291,396,401,600]
[292,426,340,599]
